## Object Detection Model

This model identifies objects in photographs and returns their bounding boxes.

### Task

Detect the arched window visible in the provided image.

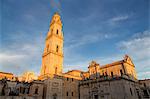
[56,29,59,35]
[56,45,59,52]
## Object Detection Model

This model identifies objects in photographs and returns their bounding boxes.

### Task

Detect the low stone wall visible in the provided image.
[0,96,42,99]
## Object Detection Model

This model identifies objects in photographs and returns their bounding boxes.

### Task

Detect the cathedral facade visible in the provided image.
[0,13,150,99]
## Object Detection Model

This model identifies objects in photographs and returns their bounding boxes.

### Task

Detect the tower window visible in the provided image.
[56,45,59,52]
[56,29,59,35]
[51,29,53,33]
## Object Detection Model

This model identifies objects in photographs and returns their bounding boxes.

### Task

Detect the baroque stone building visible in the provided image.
[39,12,64,80]
[0,13,150,99]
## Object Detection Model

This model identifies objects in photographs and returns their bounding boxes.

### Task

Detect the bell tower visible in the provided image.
[39,12,63,79]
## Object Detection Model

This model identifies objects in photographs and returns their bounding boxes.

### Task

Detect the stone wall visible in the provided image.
[62,77,79,99]
[43,77,63,99]
[79,77,142,99]
[139,79,150,99]
[0,96,39,99]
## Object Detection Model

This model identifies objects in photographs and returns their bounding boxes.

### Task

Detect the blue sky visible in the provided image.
[0,0,149,79]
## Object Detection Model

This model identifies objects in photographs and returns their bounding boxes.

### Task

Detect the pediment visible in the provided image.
[124,55,134,66]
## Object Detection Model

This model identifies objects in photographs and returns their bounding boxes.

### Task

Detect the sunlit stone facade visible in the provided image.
[0,72,15,81]
[39,12,64,80]
[85,55,137,80]
[18,72,38,82]
[0,13,150,99]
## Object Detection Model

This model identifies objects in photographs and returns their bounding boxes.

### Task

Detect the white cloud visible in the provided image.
[0,43,42,75]
[64,33,122,71]
[0,53,26,61]
[110,15,129,22]
[0,32,45,75]
[118,30,150,79]
[65,32,116,49]
[63,32,117,72]
[63,53,124,73]
[107,14,131,26]
[138,71,150,79]
[0,52,26,75]
[118,30,150,60]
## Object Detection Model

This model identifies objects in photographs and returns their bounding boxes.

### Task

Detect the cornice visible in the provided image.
[46,33,63,41]
[42,50,64,58]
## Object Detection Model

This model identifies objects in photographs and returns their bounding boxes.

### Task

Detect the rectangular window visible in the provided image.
[130,88,132,96]
[56,45,59,52]
[105,72,107,76]
[143,90,149,96]
[56,29,59,35]
[35,88,38,94]
[120,69,123,76]
[94,95,98,99]
[103,73,104,76]
[72,92,73,96]
[67,92,68,96]
[111,72,113,77]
